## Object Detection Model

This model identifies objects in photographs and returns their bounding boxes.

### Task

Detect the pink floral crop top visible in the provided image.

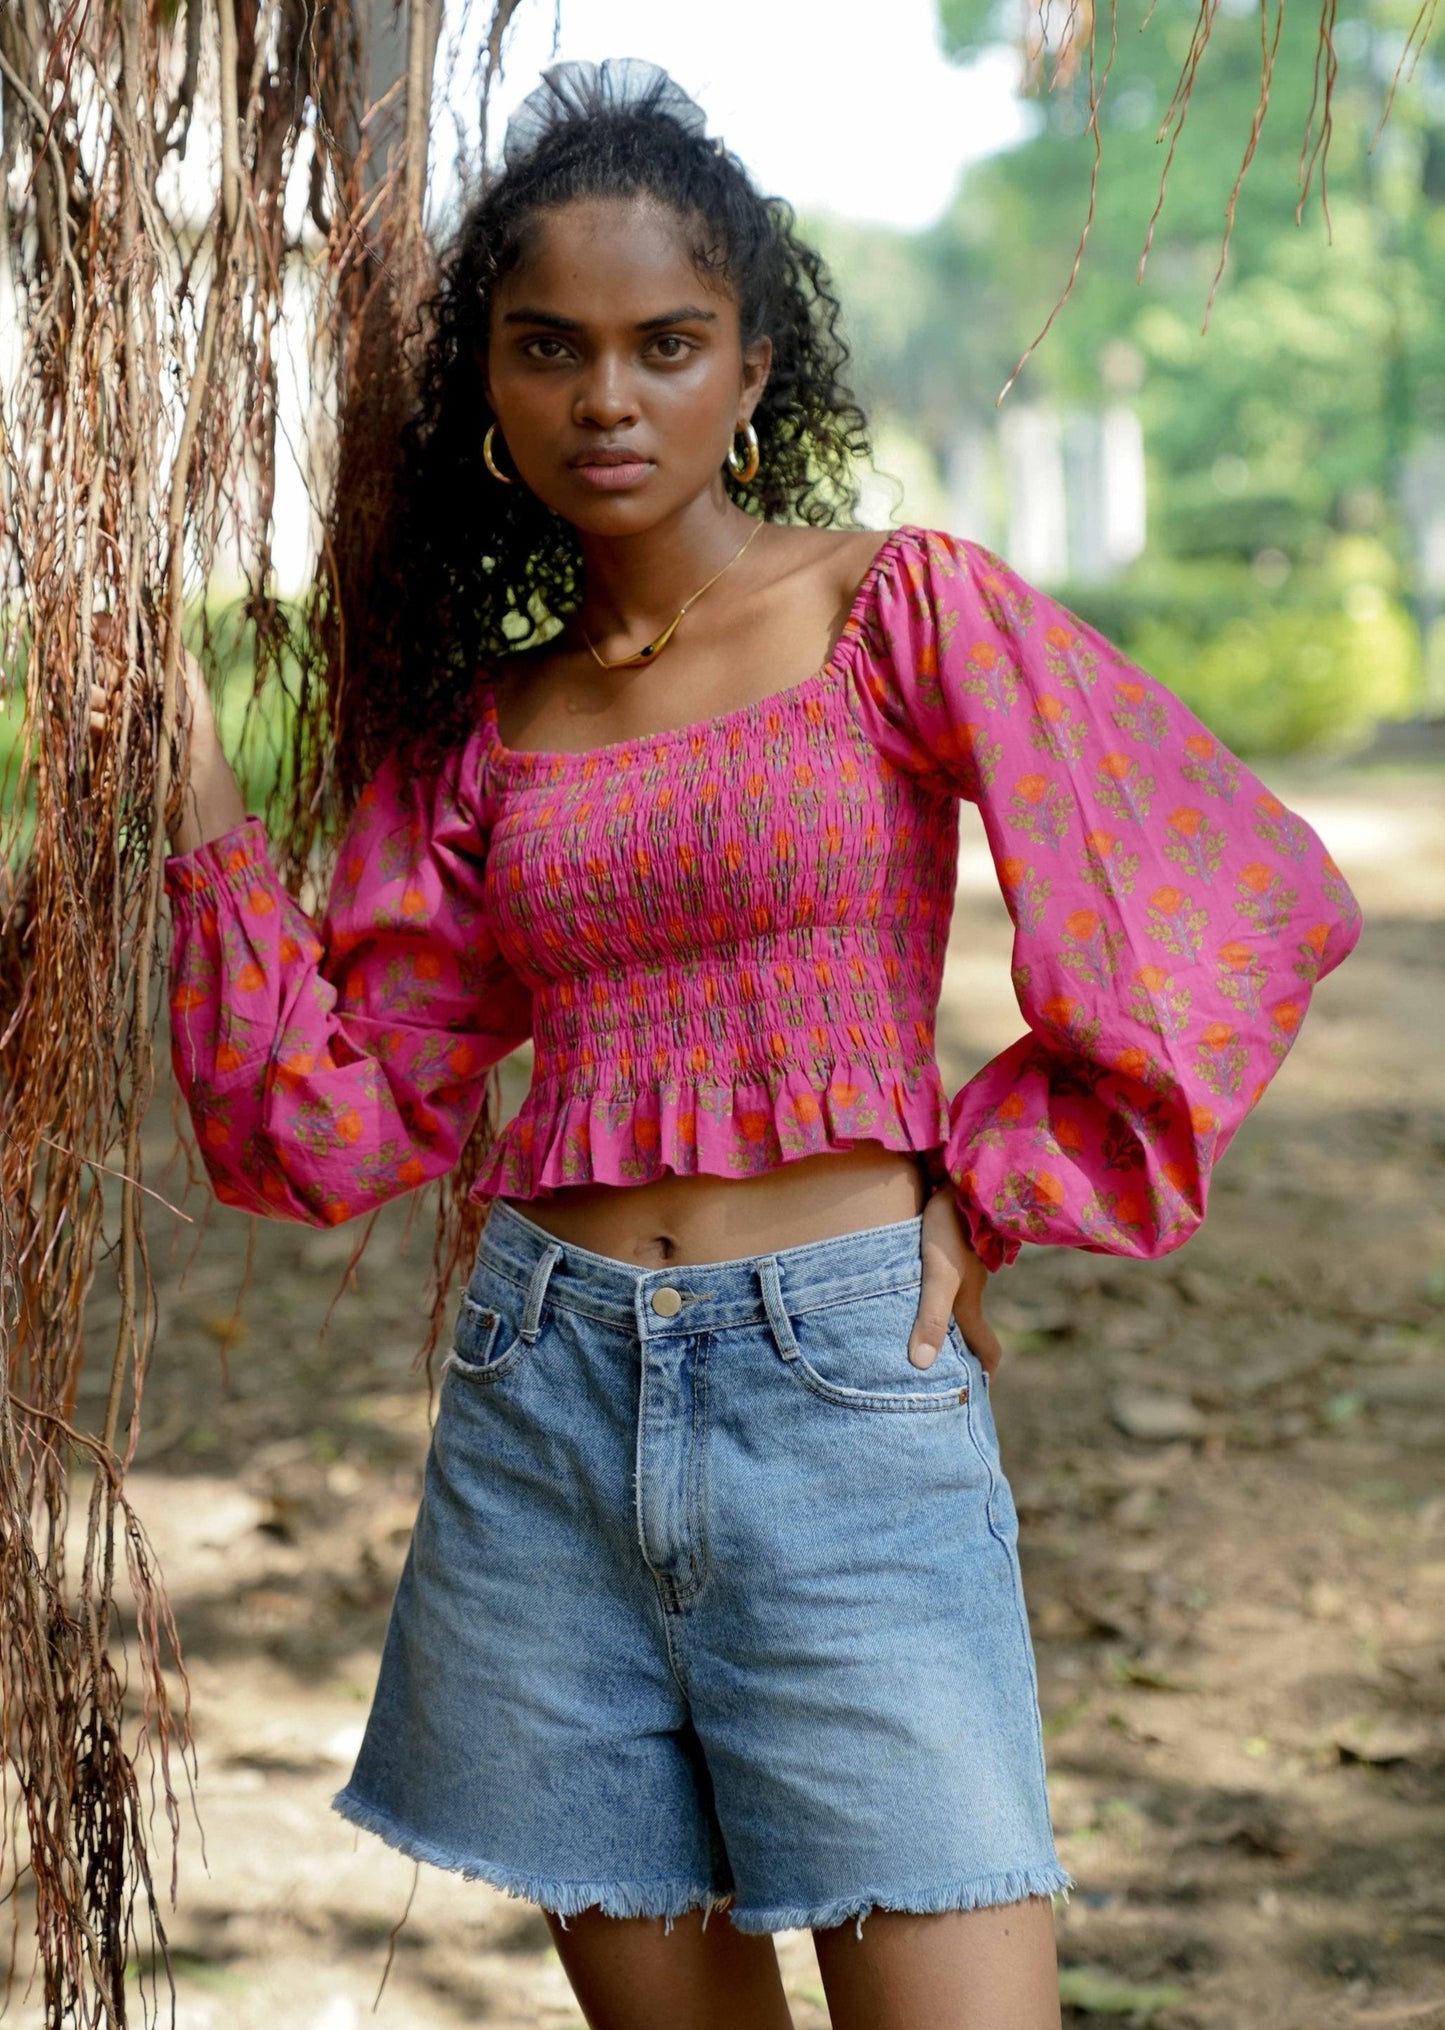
[163,525,1362,1270]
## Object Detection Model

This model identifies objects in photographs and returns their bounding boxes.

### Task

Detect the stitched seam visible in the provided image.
[784,1356,969,1414]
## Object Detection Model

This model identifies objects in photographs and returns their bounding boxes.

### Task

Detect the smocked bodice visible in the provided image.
[163,525,1361,1268]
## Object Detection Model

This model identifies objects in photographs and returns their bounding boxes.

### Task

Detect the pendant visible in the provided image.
[602,609,686,669]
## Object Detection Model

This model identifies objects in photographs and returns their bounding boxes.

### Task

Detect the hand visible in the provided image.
[86,622,210,746]
[908,1183,1004,1379]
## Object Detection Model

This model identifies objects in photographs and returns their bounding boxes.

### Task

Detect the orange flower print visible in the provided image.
[1085,829,1116,856]
[997,856,1027,889]
[1037,694,1064,723]
[1150,886,1184,915]
[997,1092,1026,1123]
[1201,1022,1236,1050]
[1040,995,1080,1029]
[1100,751,1133,780]
[1185,734,1215,760]
[1115,679,1145,705]
[1189,1104,1218,1136]
[792,1090,821,1125]
[215,1041,248,1074]
[689,1044,710,1073]
[1015,773,1049,804]
[1304,922,1330,954]
[1065,908,1100,941]
[738,1109,771,1143]
[1135,964,1169,993]
[1167,806,1202,838]
[1271,1002,1302,1034]
[236,961,266,992]
[399,886,427,918]
[635,1117,661,1152]
[1115,1046,1149,1079]
[333,1107,364,1144]
[1217,941,1254,971]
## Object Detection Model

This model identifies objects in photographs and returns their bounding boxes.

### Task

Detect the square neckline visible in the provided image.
[478,522,918,767]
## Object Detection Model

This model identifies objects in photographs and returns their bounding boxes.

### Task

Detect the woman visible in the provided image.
[151,59,1361,2030]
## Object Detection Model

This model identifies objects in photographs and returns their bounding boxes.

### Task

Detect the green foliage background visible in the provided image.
[805,0,1444,752]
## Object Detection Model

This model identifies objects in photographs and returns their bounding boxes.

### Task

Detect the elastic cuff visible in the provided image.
[945,1168,1019,1273]
[163,814,272,901]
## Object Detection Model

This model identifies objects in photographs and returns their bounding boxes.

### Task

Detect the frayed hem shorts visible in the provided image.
[332,1199,1072,1934]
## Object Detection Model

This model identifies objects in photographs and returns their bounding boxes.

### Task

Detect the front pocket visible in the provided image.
[781,1282,972,1413]
[443,1290,529,1386]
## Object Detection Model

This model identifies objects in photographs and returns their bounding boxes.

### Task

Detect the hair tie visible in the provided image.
[502,57,709,171]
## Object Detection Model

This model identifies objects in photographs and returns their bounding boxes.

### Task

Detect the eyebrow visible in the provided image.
[501,305,720,331]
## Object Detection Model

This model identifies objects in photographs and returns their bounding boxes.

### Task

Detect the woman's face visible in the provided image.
[483,195,772,534]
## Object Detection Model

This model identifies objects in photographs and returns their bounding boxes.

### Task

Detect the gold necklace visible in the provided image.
[582,519,765,670]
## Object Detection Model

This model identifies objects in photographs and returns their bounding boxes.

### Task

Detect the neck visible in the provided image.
[574,489,759,644]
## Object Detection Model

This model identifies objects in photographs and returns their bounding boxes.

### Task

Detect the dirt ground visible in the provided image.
[22,758,1443,2028]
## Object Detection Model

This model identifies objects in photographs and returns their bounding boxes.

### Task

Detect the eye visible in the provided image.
[522,336,572,361]
[650,334,694,360]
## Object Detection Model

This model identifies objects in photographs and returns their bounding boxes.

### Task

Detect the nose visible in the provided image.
[573,353,639,431]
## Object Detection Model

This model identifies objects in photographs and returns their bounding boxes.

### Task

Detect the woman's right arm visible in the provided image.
[156,672,532,1227]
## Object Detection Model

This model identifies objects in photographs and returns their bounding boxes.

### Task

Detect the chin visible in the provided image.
[553,486,680,537]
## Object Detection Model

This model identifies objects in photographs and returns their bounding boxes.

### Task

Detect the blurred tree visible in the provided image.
[809,0,1442,743]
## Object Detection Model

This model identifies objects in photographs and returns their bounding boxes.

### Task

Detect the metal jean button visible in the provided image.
[650,1286,683,1317]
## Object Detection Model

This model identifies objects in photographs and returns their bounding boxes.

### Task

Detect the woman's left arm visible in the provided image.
[867,529,1363,1279]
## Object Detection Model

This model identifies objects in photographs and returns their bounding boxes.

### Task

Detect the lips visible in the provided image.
[570,450,654,491]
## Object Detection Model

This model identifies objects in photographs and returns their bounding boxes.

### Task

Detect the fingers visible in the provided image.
[909,1181,1007,1378]
[908,1282,959,1369]
[957,1306,1005,1380]
[88,666,128,736]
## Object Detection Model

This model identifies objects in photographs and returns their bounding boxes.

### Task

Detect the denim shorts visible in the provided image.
[332,1198,1072,1934]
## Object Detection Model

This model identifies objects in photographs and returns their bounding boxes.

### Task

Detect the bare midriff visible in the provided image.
[497,1142,929,1270]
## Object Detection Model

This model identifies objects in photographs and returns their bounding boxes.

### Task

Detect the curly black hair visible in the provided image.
[368,94,872,773]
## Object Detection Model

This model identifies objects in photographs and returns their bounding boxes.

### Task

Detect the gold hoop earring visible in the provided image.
[483,422,516,485]
[726,421,760,486]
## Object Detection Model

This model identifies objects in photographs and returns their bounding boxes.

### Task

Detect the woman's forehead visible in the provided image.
[499,196,736,316]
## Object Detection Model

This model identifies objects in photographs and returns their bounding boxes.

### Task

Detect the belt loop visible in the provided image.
[757,1257,799,1361]
[521,1241,563,1343]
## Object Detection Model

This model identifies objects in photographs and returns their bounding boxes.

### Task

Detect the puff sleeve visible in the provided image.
[162,738,533,1226]
[861,529,1363,1271]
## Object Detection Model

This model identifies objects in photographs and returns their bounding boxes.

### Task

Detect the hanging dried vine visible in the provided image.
[992,0,1441,401]
[0,1,529,2019]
